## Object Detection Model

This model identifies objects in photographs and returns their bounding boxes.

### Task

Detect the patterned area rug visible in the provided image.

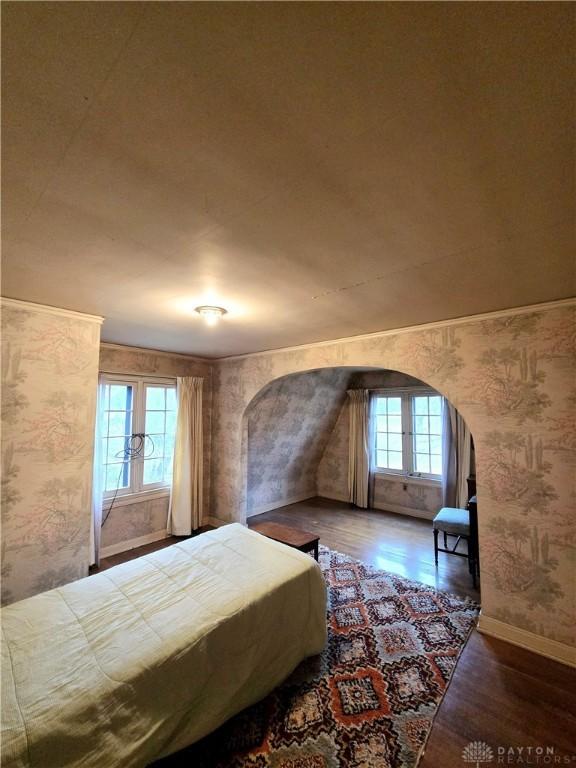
[156,546,479,768]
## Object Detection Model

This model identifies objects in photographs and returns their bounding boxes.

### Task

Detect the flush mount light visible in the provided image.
[194,305,228,326]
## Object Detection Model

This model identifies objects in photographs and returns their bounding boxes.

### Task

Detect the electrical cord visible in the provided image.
[101,433,155,526]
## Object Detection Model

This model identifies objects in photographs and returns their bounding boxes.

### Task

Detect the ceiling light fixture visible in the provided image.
[194,305,228,326]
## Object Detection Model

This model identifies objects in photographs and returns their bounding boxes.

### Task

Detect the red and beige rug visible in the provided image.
[157,546,479,768]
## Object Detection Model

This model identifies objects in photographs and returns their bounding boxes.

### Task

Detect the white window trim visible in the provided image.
[371,388,443,483]
[101,373,176,504]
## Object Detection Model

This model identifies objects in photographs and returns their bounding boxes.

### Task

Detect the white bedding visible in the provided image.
[1,523,327,768]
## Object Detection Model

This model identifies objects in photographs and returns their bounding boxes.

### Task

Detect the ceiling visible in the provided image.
[2,3,574,357]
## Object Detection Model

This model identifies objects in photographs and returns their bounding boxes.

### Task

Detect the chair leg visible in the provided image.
[433,528,439,567]
[443,531,448,548]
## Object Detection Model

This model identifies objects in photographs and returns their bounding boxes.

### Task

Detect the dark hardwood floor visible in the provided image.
[419,631,576,765]
[91,497,576,764]
[249,496,480,602]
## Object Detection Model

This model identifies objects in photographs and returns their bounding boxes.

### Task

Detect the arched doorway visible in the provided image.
[240,365,478,597]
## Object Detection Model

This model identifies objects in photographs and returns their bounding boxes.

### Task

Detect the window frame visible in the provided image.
[100,374,177,506]
[371,388,443,483]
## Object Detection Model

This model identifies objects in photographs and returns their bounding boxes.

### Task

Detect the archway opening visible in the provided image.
[241,366,479,601]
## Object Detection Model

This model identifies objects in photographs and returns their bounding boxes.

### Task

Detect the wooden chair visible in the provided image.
[433,506,478,588]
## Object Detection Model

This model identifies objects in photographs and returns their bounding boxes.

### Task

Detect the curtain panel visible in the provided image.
[168,376,203,535]
[347,389,370,508]
[90,377,105,566]
[441,399,471,509]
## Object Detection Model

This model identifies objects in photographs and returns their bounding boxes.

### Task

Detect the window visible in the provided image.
[101,376,177,501]
[373,391,443,479]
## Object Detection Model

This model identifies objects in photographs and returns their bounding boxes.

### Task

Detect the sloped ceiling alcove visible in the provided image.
[2,3,574,357]
[245,367,427,516]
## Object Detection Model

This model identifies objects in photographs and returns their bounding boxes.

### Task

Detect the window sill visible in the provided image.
[373,471,441,488]
[103,487,171,509]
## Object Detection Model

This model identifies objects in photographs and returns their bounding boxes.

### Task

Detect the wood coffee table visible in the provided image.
[251,522,319,560]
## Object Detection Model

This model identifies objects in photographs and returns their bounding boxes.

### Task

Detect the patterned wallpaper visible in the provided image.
[317,370,442,518]
[100,496,169,550]
[1,301,101,604]
[246,369,351,515]
[212,304,576,648]
[316,404,350,503]
[99,344,212,547]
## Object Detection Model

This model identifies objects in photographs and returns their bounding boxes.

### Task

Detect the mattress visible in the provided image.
[1,523,327,768]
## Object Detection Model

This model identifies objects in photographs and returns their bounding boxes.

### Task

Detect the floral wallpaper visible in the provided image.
[1,301,101,605]
[246,369,351,515]
[100,496,169,550]
[212,304,576,648]
[99,343,212,547]
[372,477,442,518]
[316,404,350,502]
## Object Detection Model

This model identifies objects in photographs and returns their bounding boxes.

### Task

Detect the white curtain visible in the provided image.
[90,377,105,566]
[441,399,471,509]
[168,377,203,535]
[347,389,370,508]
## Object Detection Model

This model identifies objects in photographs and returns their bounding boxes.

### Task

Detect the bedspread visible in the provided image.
[1,523,327,767]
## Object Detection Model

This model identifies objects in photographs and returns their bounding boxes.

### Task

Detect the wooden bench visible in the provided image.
[251,521,320,560]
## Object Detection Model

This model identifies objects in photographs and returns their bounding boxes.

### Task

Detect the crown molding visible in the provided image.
[100,341,212,364]
[217,297,576,362]
[0,296,104,324]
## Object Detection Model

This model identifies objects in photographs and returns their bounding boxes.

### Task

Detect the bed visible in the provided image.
[1,523,327,768]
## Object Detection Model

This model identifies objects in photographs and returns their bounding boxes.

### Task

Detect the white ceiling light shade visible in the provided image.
[194,305,228,326]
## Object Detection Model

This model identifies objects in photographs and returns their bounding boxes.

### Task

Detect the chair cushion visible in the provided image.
[433,507,470,535]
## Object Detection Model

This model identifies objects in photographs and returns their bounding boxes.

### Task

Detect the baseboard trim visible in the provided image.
[203,516,229,528]
[318,491,349,503]
[247,493,316,518]
[373,502,436,521]
[477,614,576,668]
[100,529,168,558]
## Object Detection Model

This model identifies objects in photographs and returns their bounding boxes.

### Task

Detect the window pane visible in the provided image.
[415,434,429,453]
[107,436,128,461]
[143,458,164,484]
[146,386,165,410]
[387,415,402,433]
[429,415,442,435]
[430,455,442,475]
[164,432,175,463]
[166,388,177,410]
[163,456,174,481]
[105,463,127,492]
[430,435,442,454]
[376,433,387,450]
[376,450,387,468]
[110,385,132,411]
[108,410,130,437]
[376,415,387,432]
[387,397,401,415]
[388,452,403,470]
[374,398,387,415]
[148,434,164,459]
[415,453,430,473]
[388,433,402,452]
[145,411,165,434]
[414,396,428,415]
[429,396,442,415]
[413,415,428,434]
[166,410,176,438]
